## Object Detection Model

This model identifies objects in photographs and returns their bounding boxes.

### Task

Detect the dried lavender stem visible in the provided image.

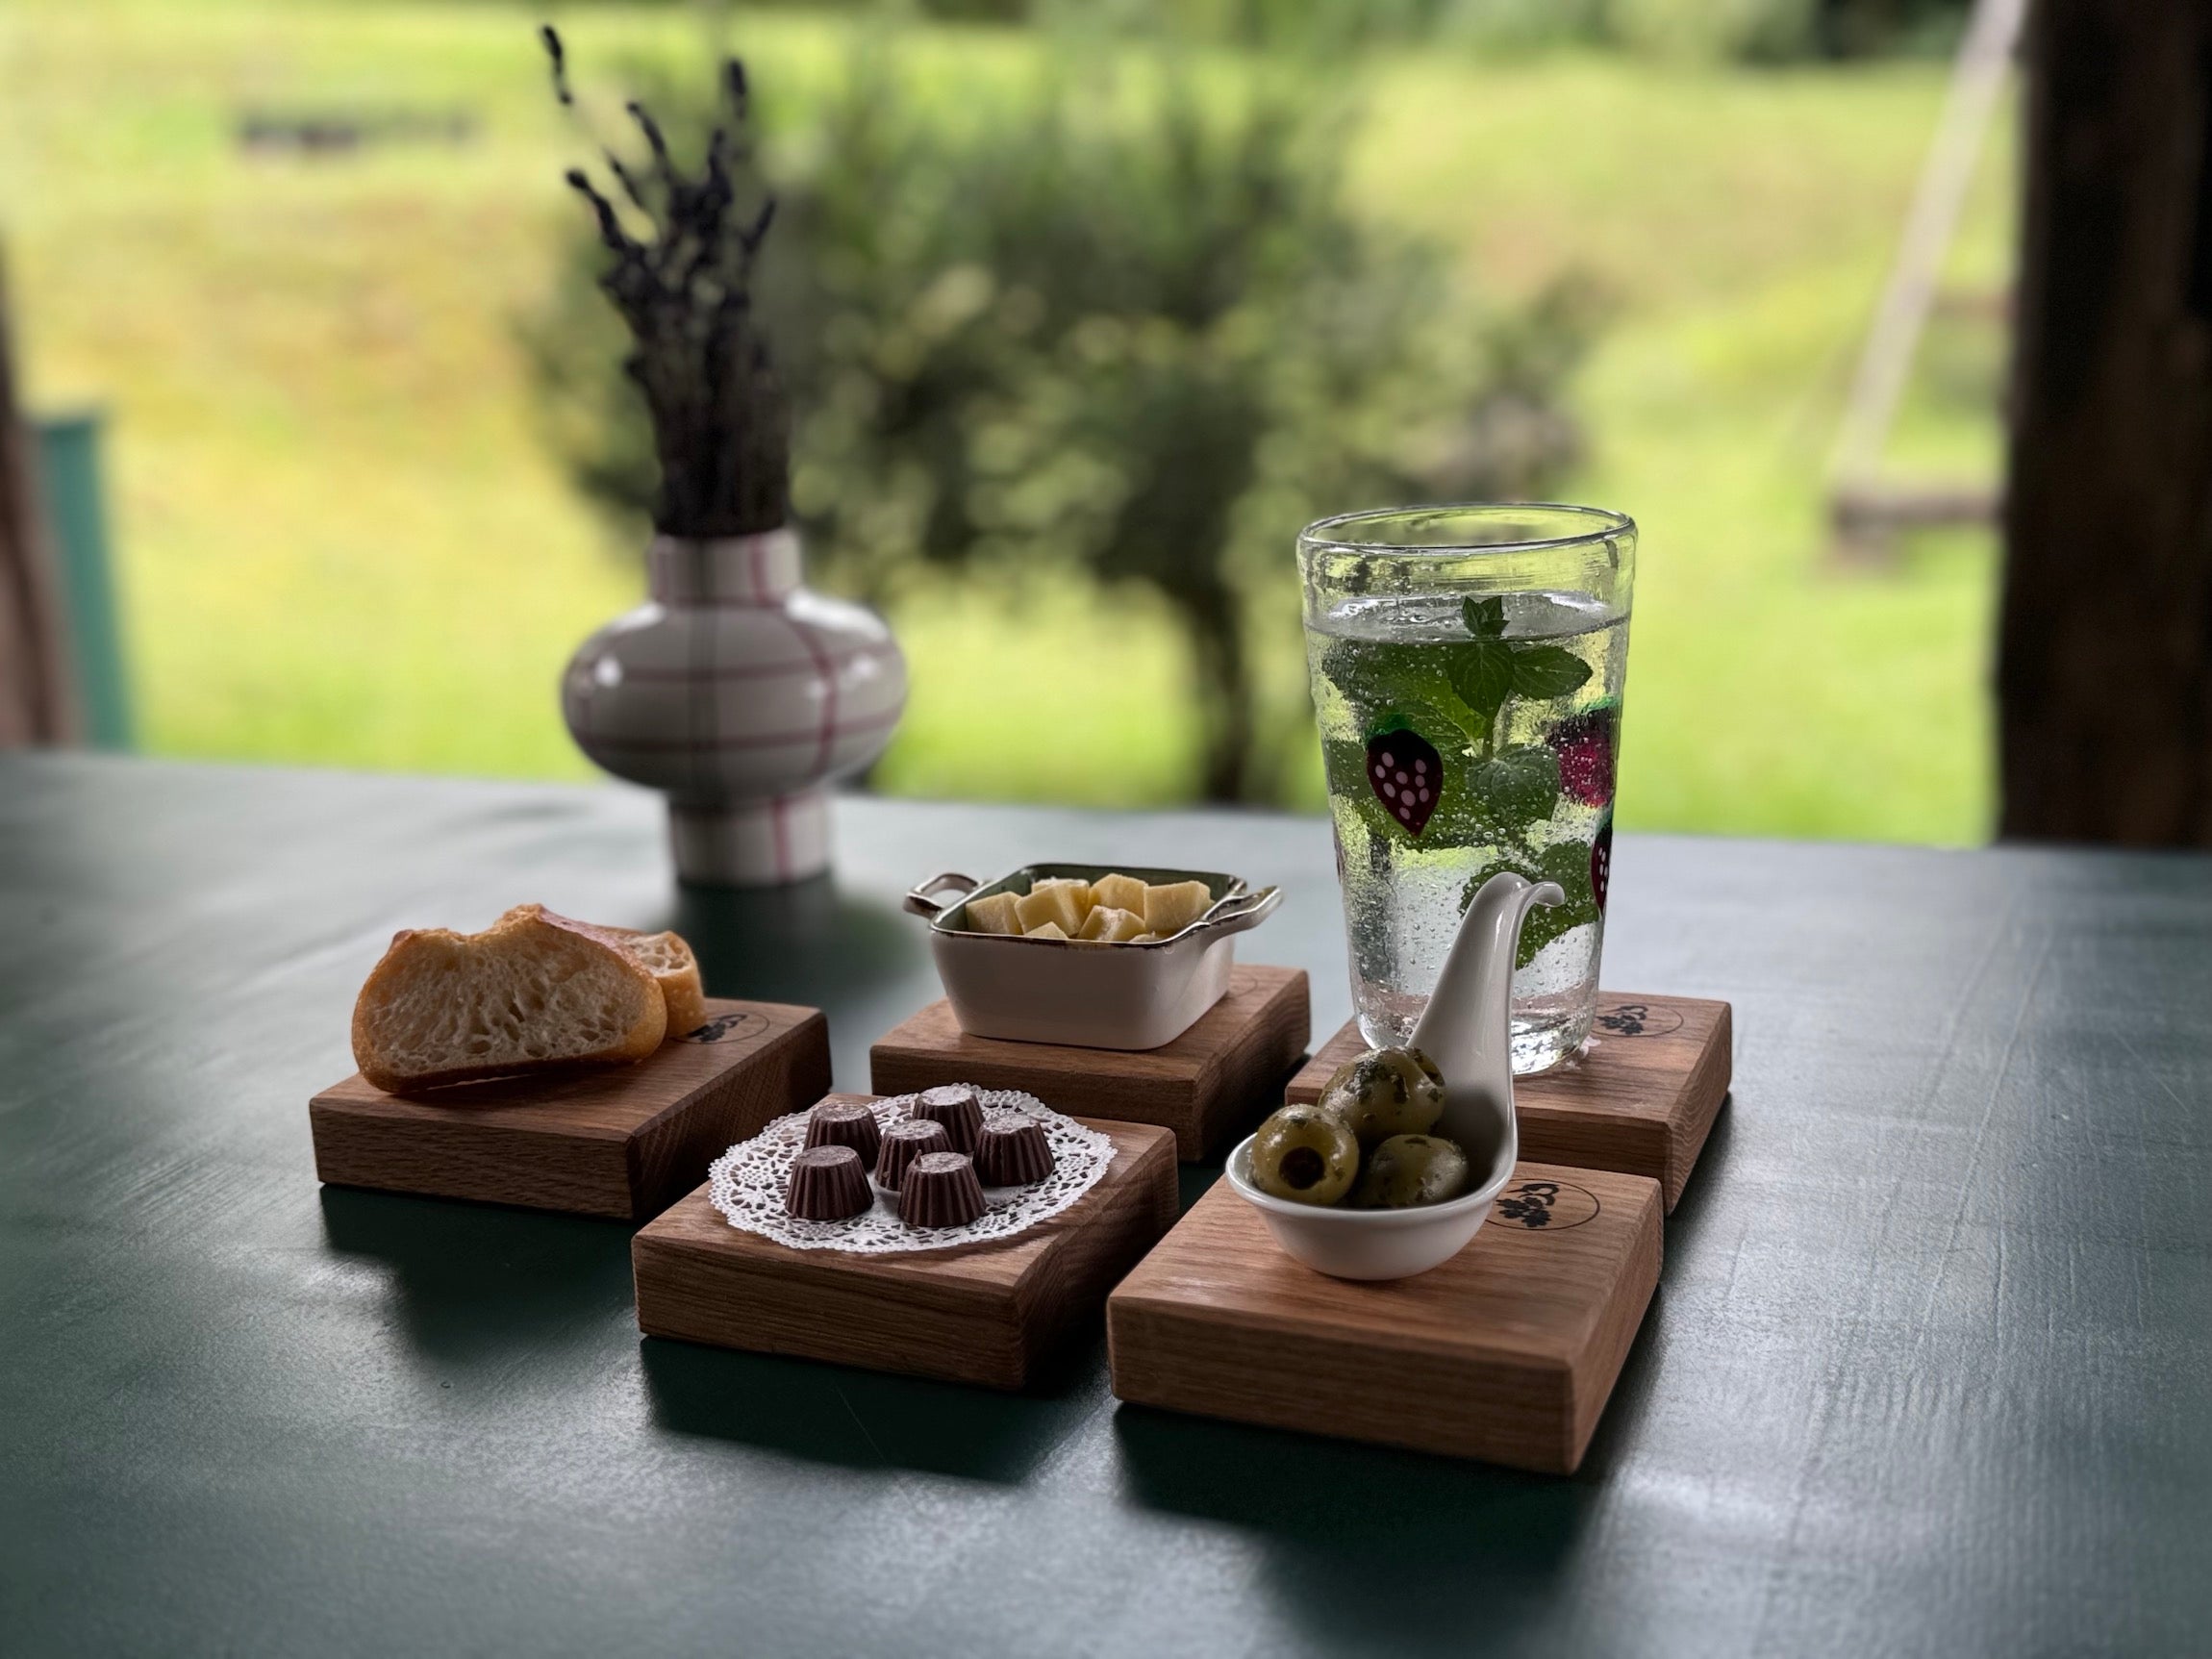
[542,26,788,537]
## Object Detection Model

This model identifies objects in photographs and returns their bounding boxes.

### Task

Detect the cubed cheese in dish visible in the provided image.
[1142,880,1213,938]
[962,892,1021,934]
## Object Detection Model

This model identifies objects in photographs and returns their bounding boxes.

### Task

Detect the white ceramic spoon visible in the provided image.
[1408,868,1568,1192]
[1226,869,1563,1279]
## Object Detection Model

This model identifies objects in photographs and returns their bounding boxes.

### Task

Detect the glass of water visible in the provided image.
[1299,503,1637,1073]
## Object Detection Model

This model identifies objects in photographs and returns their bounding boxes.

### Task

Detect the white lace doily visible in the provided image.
[707,1091,1116,1254]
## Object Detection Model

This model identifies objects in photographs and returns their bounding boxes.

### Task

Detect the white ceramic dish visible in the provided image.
[1222,1124,1516,1281]
[904,865,1281,1051]
[1221,868,1560,1280]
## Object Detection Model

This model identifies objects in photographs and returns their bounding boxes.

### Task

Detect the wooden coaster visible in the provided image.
[632,1096,1178,1391]
[868,965,1310,1161]
[310,999,831,1223]
[1286,993,1731,1211]
[1107,1162,1661,1473]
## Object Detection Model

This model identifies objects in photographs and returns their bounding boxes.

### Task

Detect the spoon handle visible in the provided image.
[1410,871,1563,1158]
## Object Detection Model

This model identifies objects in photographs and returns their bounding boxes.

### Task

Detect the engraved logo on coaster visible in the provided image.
[680,1011,768,1045]
[1594,1001,1682,1039]
[1488,1179,1599,1231]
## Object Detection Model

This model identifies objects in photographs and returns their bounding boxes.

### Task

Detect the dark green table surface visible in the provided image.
[5,755,2211,1657]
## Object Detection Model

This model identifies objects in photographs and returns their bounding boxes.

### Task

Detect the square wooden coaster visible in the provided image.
[868,965,1310,1161]
[1107,1162,1662,1473]
[632,1096,1178,1390]
[1286,993,1731,1211]
[310,999,831,1223]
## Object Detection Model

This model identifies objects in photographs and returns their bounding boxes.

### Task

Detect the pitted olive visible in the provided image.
[1351,1133,1470,1209]
[1317,1045,1445,1146]
[1247,1105,1360,1206]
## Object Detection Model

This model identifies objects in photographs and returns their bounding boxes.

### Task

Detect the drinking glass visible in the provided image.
[1299,503,1637,1073]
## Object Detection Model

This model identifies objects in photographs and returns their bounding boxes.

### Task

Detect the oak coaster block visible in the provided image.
[633,1096,1178,1391]
[1287,993,1731,1212]
[869,964,1310,1161]
[1107,1162,1662,1474]
[310,999,831,1223]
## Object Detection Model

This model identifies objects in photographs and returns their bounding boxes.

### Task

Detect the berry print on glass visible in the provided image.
[1366,724,1442,837]
[1590,813,1614,914]
[1549,704,1617,809]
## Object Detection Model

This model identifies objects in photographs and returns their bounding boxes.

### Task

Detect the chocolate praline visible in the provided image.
[804,1100,881,1168]
[897,1151,986,1229]
[974,1115,1054,1186]
[912,1084,984,1156]
[873,1118,951,1191]
[784,1144,871,1220]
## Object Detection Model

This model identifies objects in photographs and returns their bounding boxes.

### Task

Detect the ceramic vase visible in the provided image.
[562,529,907,886]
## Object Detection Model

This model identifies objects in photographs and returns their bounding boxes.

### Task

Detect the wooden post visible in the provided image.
[0,252,76,747]
[1998,0,2212,844]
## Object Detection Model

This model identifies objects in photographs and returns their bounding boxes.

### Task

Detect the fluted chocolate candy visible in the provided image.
[974,1115,1054,1186]
[874,1118,951,1191]
[784,1144,871,1220]
[803,1100,881,1169]
[912,1084,983,1156]
[897,1151,986,1229]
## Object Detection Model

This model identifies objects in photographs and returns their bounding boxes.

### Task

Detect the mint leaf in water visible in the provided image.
[1461,839,1603,968]
[1535,839,1601,910]
[1323,640,1490,753]
[1512,891,1586,968]
[1321,735,1375,799]
[1463,595,1507,640]
[1520,841,1603,965]
[1508,644,1593,701]
[1464,743,1561,841]
[1445,641,1516,723]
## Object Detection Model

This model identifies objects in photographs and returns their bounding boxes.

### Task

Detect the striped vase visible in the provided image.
[561,529,907,886]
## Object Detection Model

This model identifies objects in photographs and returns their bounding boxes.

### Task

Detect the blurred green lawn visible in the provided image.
[3,0,2008,841]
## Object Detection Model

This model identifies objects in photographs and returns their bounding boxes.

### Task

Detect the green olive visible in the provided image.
[1247,1106,1360,1206]
[1351,1134,1470,1209]
[1316,1046,1445,1146]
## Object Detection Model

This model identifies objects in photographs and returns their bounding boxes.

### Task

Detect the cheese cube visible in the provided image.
[962,892,1021,935]
[1016,882,1090,937]
[1032,876,1094,910]
[1078,905,1146,943]
[1092,872,1147,915]
[1025,920,1069,941]
[1143,880,1213,939]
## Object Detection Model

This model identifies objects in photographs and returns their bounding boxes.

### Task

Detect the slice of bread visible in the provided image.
[612,929,708,1038]
[500,906,708,1041]
[351,908,666,1093]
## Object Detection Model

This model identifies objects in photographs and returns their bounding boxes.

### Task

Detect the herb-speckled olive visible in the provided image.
[1351,1134,1470,1209]
[1247,1106,1360,1206]
[1317,1046,1445,1146]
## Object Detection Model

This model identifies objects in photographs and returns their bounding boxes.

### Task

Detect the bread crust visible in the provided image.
[637,940,708,1038]
[351,910,665,1093]
[513,906,708,1041]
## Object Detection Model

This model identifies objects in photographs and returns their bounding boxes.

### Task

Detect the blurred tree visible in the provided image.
[1812,0,1972,56]
[528,41,1591,802]
[776,0,1971,59]
[1606,0,1820,60]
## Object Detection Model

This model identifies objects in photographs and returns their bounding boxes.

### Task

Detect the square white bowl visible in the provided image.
[905,864,1280,1051]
